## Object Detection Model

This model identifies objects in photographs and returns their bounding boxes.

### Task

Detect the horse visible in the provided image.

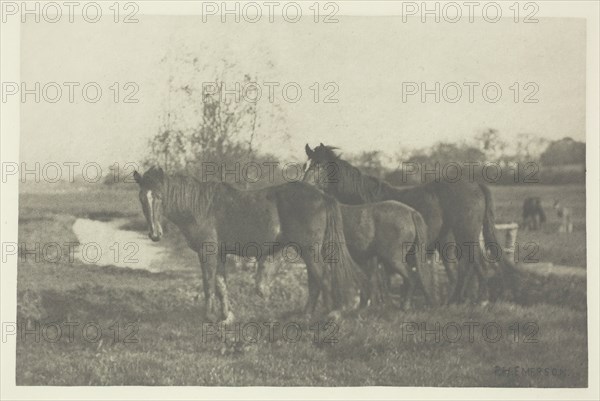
[522,197,546,231]
[133,167,366,322]
[302,143,518,304]
[553,200,573,233]
[257,199,437,310]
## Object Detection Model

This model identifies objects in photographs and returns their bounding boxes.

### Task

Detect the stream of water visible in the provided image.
[71,218,168,272]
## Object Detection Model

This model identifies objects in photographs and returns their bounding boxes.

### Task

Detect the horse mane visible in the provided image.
[163,174,221,218]
[317,148,389,202]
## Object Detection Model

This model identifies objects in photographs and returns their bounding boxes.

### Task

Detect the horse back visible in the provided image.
[372,201,421,244]
[212,185,282,248]
[340,200,420,256]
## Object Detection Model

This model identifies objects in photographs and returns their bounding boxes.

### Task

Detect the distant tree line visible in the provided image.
[353,130,585,186]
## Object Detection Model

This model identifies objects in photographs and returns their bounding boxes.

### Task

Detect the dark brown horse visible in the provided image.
[134,167,365,322]
[522,197,546,231]
[303,144,518,303]
[257,200,437,309]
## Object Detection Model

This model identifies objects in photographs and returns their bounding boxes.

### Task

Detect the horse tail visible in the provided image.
[322,195,366,308]
[478,182,520,298]
[411,210,437,306]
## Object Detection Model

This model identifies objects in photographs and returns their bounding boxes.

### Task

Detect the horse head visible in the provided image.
[133,166,166,242]
[303,143,341,190]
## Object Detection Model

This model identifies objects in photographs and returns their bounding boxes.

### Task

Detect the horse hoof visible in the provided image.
[222,311,235,325]
[301,310,313,321]
[352,295,362,309]
[205,309,218,323]
[326,310,342,322]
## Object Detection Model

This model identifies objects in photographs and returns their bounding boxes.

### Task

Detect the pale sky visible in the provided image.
[20,16,586,166]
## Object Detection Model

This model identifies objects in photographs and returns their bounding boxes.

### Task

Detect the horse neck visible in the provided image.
[363,179,417,206]
[352,173,421,208]
[385,185,421,208]
[162,176,219,222]
[332,161,397,204]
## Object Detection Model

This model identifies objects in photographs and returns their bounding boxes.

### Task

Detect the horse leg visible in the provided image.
[198,253,217,322]
[373,259,391,304]
[437,234,461,304]
[254,257,266,297]
[359,264,373,308]
[448,245,469,305]
[302,259,323,316]
[410,246,437,308]
[459,239,482,304]
[436,230,457,294]
[215,257,234,323]
[401,273,414,310]
[378,253,410,309]
[462,265,481,303]
[459,239,489,304]
[472,260,490,304]
[255,256,278,299]
[450,246,488,305]
[361,257,385,307]
[448,201,494,304]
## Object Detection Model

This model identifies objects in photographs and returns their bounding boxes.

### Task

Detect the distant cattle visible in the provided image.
[522,197,546,231]
[554,200,573,233]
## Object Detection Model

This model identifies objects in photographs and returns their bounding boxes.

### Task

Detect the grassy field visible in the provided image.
[490,184,586,267]
[15,184,587,386]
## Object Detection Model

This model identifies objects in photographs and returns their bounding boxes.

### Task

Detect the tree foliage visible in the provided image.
[539,137,586,166]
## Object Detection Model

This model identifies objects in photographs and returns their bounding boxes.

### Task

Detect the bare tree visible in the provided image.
[474,128,508,162]
[145,45,288,182]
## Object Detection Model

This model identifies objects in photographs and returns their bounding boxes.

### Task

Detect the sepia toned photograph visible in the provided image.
[1,1,598,399]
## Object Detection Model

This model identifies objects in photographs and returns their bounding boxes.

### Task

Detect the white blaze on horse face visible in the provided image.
[146,190,156,235]
[303,159,312,173]
[303,159,318,184]
[147,190,163,239]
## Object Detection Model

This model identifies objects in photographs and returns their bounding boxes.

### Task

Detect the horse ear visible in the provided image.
[305,144,314,157]
[153,166,164,179]
[133,170,142,184]
[320,142,324,147]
